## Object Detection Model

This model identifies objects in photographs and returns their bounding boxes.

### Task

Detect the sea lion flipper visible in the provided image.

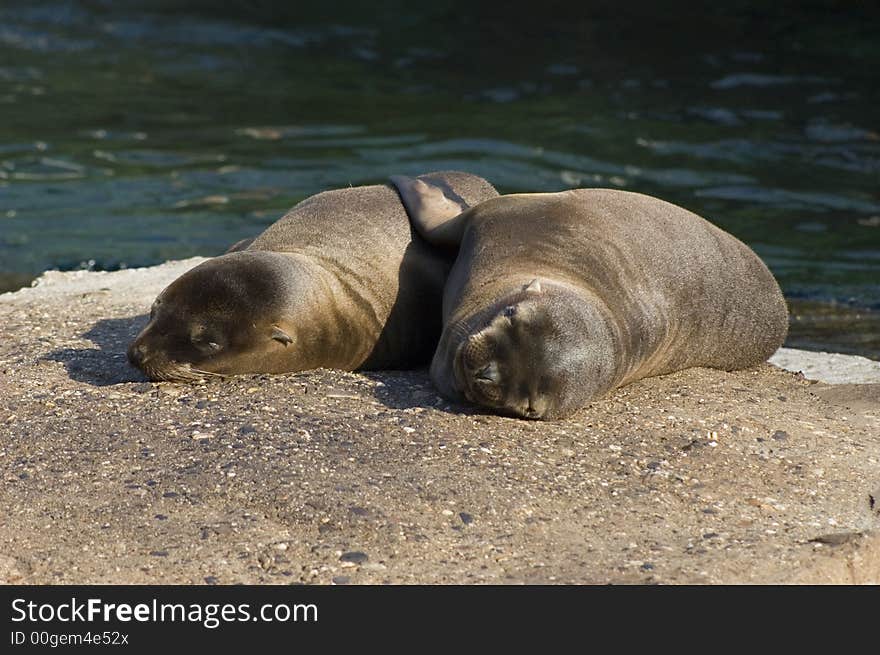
[390,174,469,247]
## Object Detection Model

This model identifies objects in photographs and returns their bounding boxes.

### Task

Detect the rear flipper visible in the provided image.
[390,175,470,248]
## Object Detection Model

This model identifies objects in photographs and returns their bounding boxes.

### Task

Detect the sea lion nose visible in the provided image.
[524,396,547,419]
[127,341,149,367]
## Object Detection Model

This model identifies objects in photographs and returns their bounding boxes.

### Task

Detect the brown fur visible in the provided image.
[396,185,789,419]
[128,172,499,381]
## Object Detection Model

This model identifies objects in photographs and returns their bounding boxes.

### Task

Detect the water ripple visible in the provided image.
[710,73,830,89]
[695,186,880,213]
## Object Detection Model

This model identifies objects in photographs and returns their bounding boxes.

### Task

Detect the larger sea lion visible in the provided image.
[391,178,789,420]
[127,172,498,381]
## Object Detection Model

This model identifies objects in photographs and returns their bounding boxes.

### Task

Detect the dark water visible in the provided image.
[1,1,878,356]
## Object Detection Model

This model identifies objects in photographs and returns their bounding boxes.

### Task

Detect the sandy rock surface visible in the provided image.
[1,261,878,584]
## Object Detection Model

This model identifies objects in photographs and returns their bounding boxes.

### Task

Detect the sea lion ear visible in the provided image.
[271,326,294,346]
[524,279,543,294]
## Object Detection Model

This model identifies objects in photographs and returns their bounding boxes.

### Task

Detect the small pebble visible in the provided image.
[339,551,368,564]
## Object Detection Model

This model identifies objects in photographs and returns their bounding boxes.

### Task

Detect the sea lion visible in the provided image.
[127,171,498,381]
[391,178,789,420]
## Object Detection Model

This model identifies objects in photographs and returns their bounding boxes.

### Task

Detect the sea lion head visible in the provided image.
[127,252,306,382]
[449,279,616,420]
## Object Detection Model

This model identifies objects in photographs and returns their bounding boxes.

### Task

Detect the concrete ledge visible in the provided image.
[770,347,880,385]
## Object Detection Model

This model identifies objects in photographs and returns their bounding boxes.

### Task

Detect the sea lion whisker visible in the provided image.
[190,368,224,378]
[174,365,206,382]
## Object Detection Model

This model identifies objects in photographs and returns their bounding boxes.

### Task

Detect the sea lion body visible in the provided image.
[128,172,498,381]
[394,182,788,419]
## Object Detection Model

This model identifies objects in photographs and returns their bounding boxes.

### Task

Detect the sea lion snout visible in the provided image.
[441,297,579,420]
[453,324,551,419]
[127,340,149,368]
[523,396,550,420]
[126,330,178,380]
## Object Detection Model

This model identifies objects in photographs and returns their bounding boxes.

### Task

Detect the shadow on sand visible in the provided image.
[44,315,150,386]
[360,369,490,418]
